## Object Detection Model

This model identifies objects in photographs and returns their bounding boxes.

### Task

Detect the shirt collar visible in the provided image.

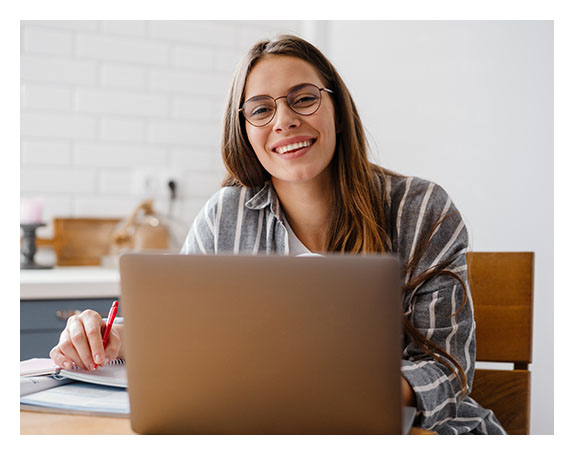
[245,181,282,220]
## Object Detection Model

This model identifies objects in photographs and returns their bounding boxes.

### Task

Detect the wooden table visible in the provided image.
[21,410,135,435]
[20,410,434,435]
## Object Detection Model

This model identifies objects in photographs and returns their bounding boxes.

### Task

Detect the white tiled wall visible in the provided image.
[20,20,303,246]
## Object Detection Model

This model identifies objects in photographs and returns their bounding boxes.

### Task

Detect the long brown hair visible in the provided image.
[221,34,468,397]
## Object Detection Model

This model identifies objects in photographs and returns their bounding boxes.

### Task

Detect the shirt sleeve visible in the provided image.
[395,179,476,432]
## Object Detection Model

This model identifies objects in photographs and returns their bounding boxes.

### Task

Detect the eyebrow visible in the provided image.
[244,82,316,102]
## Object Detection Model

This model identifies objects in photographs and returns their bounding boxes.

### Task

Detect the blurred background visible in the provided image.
[19,20,553,433]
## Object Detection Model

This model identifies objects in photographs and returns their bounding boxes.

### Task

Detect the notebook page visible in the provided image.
[20,358,58,377]
[20,382,129,416]
[20,375,72,396]
[59,359,127,388]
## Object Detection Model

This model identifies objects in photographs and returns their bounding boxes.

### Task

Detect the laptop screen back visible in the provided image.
[120,253,403,434]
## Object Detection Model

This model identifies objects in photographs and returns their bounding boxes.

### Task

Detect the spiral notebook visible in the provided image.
[57,358,127,388]
[20,358,129,416]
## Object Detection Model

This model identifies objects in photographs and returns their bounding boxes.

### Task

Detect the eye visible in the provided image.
[250,105,274,118]
[244,97,275,119]
[292,93,319,107]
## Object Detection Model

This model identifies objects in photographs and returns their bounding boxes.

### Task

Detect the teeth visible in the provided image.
[276,140,313,154]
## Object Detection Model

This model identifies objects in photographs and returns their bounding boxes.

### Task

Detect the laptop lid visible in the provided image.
[120,253,403,434]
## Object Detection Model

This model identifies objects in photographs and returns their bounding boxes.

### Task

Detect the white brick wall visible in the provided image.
[20,20,303,245]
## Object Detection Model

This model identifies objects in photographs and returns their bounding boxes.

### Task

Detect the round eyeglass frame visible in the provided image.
[239,83,334,127]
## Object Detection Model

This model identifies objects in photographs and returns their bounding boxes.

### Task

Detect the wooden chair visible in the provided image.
[466,252,534,435]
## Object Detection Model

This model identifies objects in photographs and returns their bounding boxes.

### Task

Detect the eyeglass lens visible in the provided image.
[242,84,323,126]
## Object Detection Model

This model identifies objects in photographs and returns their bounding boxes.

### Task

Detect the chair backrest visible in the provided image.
[466,252,534,435]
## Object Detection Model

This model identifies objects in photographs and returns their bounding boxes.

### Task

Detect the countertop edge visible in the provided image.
[20,267,121,300]
[20,283,120,300]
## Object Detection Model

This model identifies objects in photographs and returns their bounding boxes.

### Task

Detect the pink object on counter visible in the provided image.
[20,197,44,224]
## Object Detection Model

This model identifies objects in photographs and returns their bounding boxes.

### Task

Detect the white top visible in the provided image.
[283,218,312,256]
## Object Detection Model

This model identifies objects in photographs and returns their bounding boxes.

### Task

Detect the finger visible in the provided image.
[61,315,84,367]
[103,330,121,364]
[57,330,86,370]
[67,318,96,370]
[82,313,105,366]
[50,346,74,370]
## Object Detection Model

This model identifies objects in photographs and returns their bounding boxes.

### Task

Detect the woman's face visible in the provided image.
[243,55,337,186]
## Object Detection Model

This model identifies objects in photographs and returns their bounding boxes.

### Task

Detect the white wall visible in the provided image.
[20,20,303,247]
[325,20,553,434]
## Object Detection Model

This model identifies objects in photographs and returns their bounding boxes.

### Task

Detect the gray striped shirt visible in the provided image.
[181,173,506,434]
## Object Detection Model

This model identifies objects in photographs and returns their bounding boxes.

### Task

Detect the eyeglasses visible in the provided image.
[239,83,334,127]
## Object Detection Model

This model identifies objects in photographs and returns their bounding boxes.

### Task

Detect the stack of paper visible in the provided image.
[20,358,130,417]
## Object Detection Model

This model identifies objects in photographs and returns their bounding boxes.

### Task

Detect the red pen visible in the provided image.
[94,300,119,369]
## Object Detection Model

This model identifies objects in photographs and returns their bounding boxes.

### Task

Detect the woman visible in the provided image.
[50,34,505,434]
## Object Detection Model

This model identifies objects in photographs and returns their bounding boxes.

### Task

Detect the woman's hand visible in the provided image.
[49,309,123,370]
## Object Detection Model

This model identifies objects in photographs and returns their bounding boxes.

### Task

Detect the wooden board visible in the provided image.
[471,369,530,435]
[52,218,121,266]
[466,252,534,363]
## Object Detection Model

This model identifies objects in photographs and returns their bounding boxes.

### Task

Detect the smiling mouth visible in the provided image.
[273,139,316,154]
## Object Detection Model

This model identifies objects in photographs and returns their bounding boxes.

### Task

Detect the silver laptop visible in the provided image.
[120,253,409,434]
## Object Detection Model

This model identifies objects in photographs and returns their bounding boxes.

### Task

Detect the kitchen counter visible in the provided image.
[20,266,120,300]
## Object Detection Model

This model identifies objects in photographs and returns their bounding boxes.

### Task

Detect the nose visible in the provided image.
[272,98,300,132]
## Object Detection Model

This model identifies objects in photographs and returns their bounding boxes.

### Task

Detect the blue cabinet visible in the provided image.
[20,298,117,360]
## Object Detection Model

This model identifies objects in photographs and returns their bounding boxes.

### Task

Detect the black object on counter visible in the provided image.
[20,223,53,269]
